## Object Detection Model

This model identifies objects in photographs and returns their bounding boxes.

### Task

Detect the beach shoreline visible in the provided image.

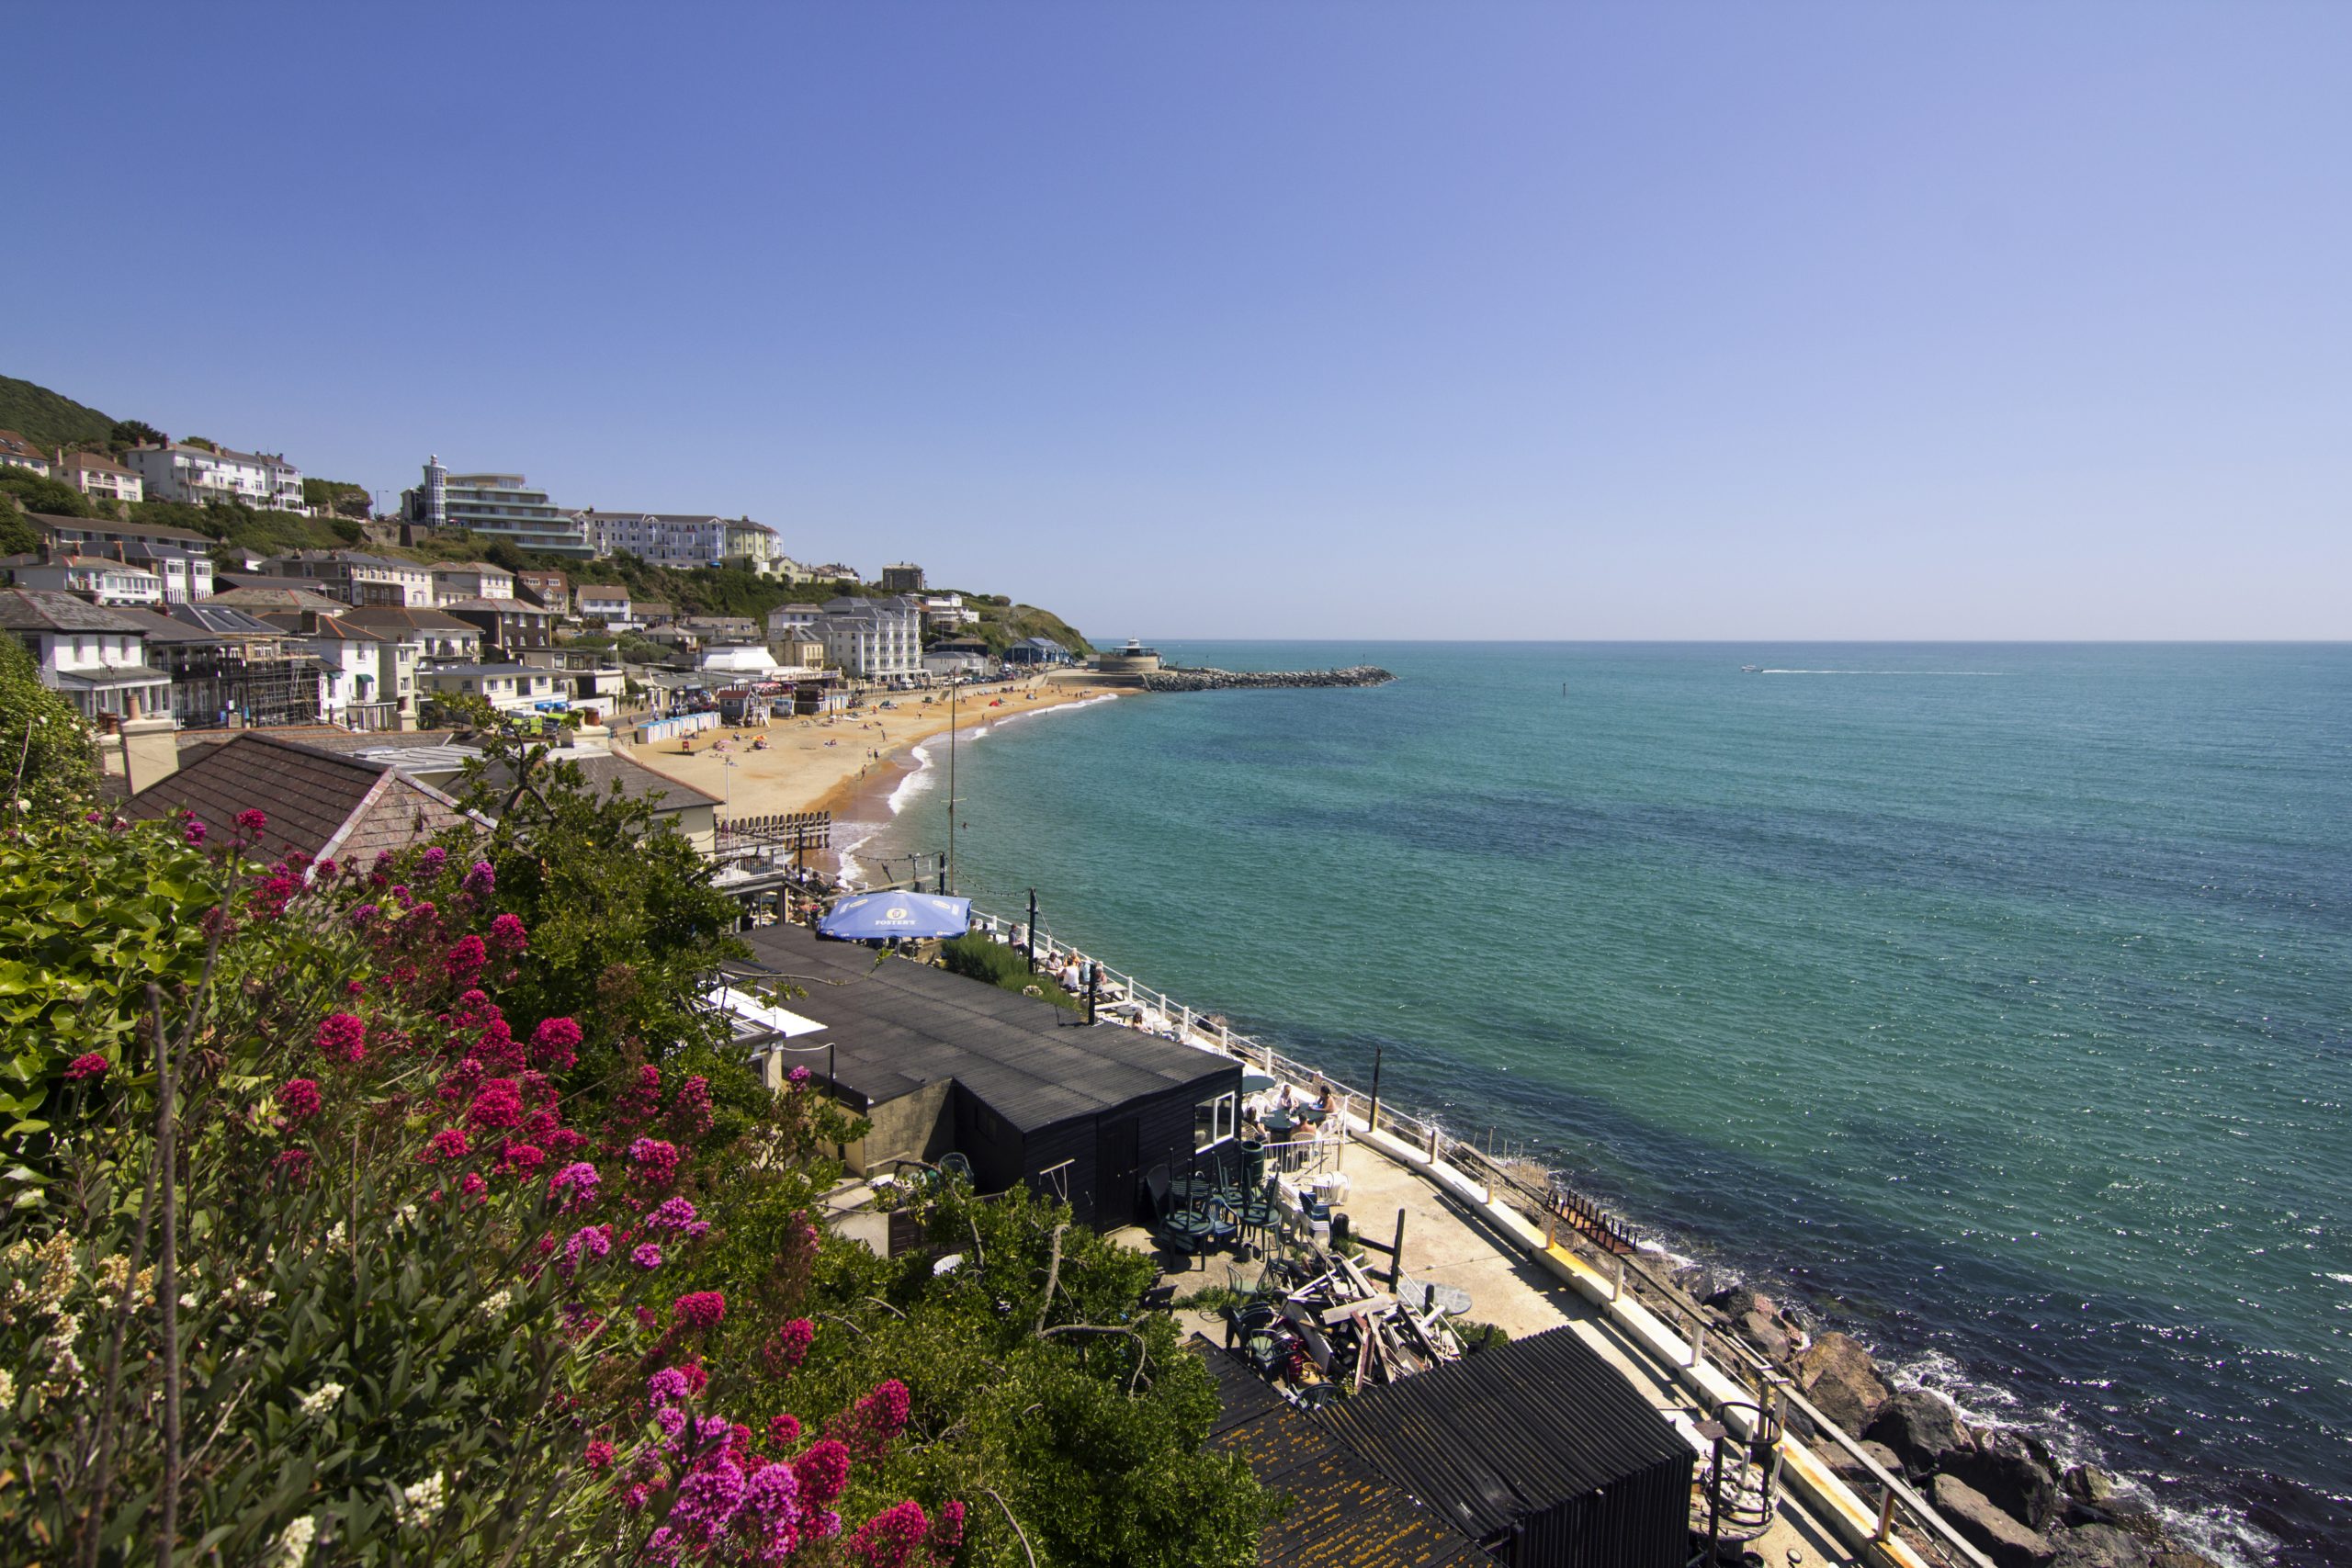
[611,674,1124,878]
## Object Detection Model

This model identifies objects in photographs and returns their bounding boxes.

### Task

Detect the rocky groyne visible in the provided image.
[1699,1283,2224,1568]
[1136,664,1393,693]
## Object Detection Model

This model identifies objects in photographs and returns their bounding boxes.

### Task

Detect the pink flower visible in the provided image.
[548,1159,600,1209]
[834,1379,910,1461]
[766,1413,802,1448]
[669,1075,714,1139]
[786,1064,812,1089]
[647,1196,707,1237]
[741,1462,803,1561]
[764,1317,815,1374]
[490,912,528,953]
[349,902,380,926]
[584,1438,616,1472]
[845,1500,929,1568]
[64,1053,110,1082]
[631,1243,663,1270]
[673,1291,726,1329]
[628,1137,681,1187]
[277,1077,322,1122]
[273,1147,313,1183]
[444,934,488,983]
[530,1016,581,1070]
[459,1171,488,1199]
[500,1142,546,1175]
[182,816,208,846]
[467,1078,524,1133]
[234,807,268,835]
[421,846,448,874]
[793,1439,851,1506]
[344,978,366,996]
[672,1458,747,1544]
[462,860,495,896]
[560,1224,612,1278]
[927,1498,967,1561]
[312,1012,367,1064]
[647,1366,695,1408]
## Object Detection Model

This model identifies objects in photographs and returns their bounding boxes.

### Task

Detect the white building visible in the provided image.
[0,431,51,476]
[415,663,564,714]
[292,616,399,724]
[810,595,924,684]
[577,585,634,626]
[11,557,164,607]
[35,518,215,604]
[581,511,777,569]
[430,562,515,604]
[125,443,307,513]
[765,603,822,637]
[401,458,593,558]
[922,593,980,630]
[56,451,144,504]
[0,588,172,718]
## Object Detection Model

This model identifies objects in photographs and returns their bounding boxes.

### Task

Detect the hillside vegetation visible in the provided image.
[0,374,117,450]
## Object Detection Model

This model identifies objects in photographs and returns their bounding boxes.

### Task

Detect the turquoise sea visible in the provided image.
[852,643,2351,1566]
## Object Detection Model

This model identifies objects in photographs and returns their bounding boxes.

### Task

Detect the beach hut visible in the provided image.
[732,924,1240,1228]
[1316,1325,1695,1568]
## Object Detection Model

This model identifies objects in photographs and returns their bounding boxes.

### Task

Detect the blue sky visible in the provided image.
[10,3,2349,639]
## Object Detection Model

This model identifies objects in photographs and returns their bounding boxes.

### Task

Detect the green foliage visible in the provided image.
[755,1180,1272,1567]
[447,735,749,1078]
[181,435,219,452]
[940,935,1079,1011]
[0,501,43,556]
[0,466,96,520]
[110,419,165,449]
[0,637,101,823]
[0,373,116,451]
[302,478,371,518]
[0,812,205,1129]
[969,601,1093,659]
[128,497,349,558]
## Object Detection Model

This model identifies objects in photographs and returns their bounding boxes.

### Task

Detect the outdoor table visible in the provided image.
[1167,1174,1215,1207]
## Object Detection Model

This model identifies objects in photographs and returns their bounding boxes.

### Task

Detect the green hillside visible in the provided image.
[0,375,117,450]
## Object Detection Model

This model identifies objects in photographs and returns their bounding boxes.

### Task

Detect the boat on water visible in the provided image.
[1740,664,1761,673]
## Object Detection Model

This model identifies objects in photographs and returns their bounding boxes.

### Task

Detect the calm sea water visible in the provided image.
[855,643,2352,1565]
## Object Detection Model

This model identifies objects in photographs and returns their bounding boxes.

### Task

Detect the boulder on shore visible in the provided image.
[1946,1429,2062,1533]
[2061,1466,2163,1540]
[2050,1523,2156,1568]
[1793,1331,1894,1436]
[1933,1472,2059,1568]
[1821,1438,1905,1490]
[1736,1307,1795,1362]
[1704,1284,1779,1321]
[1866,1387,1973,1479]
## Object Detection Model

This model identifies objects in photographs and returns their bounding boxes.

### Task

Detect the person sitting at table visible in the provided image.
[1308,1082,1334,1118]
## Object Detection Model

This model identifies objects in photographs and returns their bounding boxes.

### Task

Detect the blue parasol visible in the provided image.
[818,891,973,942]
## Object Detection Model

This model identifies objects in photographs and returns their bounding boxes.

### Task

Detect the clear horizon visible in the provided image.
[10,3,2349,641]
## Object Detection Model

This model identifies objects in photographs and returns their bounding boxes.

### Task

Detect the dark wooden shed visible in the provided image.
[735,926,1241,1230]
[1317,1325,1696,1568]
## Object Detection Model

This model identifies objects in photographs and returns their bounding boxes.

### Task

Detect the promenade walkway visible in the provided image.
[1115,1127,1872,1568]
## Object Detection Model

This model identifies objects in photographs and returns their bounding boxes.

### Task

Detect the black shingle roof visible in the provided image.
[735,924,1234,1130]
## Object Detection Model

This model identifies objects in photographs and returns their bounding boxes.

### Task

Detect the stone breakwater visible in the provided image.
[1136,665,1394,693]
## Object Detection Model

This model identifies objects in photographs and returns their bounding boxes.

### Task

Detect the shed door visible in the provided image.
[1095,1115,1140,1227]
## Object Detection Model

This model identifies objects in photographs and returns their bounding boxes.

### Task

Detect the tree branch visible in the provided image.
[982,1488,1039,1568]
[1034,1223,1069,1336]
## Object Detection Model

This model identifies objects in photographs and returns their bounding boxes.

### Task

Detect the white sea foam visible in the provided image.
[1758,669,2002,676]
[886,742,936,816]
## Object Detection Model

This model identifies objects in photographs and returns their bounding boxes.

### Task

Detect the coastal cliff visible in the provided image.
[1137,664,1393,693]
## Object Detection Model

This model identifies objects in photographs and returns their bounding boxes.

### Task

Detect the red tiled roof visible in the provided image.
[126,733,484,861]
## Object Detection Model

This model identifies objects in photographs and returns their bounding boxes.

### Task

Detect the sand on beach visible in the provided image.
[612,676,1118,862]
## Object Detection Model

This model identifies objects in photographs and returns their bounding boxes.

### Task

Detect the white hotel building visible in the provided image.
[580,511,777,570]
[124,443,308,513]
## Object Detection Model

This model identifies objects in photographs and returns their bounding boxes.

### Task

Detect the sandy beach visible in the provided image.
[612,673,1120,871]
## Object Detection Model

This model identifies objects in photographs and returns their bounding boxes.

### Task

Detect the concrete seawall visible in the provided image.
[1136,664,1394,693]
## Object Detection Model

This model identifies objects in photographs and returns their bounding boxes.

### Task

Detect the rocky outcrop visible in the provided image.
[2051,1523,2156,1568]
[1947,1429,2062,1532]
[1934,1473,2059,1568]
[1866,1387,1972,1480]
[1793,1331,1894,1436]
[1821,1438,1905,1490]
[2062,1467,2164,1541]
[1136,665,1394,693]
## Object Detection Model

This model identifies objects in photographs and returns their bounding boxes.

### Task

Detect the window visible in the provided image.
[1193,1090,1237,1153]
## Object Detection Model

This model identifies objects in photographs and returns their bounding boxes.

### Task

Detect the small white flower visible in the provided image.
[270,1516,319,1568]
[478,1289,512,1321]
[0,1367,16,1405]
[178,1291,197,1310]
[324,1221,346,1249]
[394,1471,447,1527]
[298,1382,345,1419]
